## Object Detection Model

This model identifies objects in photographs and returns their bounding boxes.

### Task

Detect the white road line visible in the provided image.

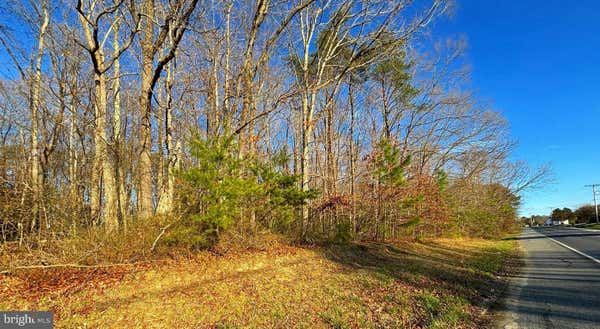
[535,229,600,265]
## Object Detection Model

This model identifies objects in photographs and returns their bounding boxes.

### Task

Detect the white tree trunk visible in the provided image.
[29,5,49,231]
[156,62,176,215]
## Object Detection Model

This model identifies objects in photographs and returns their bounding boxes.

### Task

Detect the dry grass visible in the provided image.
[0,237,517,329]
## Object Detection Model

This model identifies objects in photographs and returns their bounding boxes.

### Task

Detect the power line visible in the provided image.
[584,184,600,224]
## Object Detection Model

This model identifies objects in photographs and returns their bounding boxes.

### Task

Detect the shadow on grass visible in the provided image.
[320,240,512,306]
[6,239,516,328]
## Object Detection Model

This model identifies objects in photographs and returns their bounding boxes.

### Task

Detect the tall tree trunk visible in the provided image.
[222,3,232,134]
[156,91,165,203]
[137,0,198,217]
[156,62,176,215]
[94,71,119,231]
[300,91,310,235]
[348,82,356,231]
[68,100,78,202]
[381,76,391,141]
[300,87,317,236]
[77,5,122,230]
[113,24,125,225]
[211,48,220,137]
[29,5,49,232]
[324,90,335,196]
[89,127,102,225]
[138,0,156,219]
[238,0,268,157]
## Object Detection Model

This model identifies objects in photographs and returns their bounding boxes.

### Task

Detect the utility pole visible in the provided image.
[585,184,600,224]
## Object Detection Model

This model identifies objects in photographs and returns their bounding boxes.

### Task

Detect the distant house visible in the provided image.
[545,218,569,226]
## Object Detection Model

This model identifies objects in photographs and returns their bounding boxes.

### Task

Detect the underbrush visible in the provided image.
[0,216,294,273]
[0,216,177,270]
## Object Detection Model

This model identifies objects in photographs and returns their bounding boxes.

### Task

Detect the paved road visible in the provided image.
[499,226,600,329]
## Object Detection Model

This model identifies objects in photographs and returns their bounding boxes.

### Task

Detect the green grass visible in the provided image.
[583,223,600,230]
[0,237,518,328]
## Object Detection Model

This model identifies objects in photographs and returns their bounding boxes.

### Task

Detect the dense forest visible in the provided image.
[0,0,548,261]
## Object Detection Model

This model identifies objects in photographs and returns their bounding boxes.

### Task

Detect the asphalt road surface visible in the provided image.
[498,226,600,329]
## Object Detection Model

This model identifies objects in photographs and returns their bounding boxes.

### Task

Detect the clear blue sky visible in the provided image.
[432,0,600,216]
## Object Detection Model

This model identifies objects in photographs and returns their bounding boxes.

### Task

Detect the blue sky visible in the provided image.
[432,0,600,216]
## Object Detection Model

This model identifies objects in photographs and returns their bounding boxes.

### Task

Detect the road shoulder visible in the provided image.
[493,232,528,329]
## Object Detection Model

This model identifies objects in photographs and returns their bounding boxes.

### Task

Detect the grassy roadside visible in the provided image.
[581,223,600,230]
[0,237,518,329]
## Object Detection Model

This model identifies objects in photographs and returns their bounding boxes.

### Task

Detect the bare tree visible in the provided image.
[76,0,139,230]
[29,1,50,231]
[137,0,199,219]
[289,0,449,235]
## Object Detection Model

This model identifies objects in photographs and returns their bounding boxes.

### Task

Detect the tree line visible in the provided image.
[524,205,599,226]
[0,0,547,252]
